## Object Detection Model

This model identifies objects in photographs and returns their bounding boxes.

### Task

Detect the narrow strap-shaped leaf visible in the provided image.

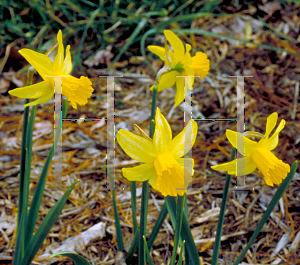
[107,167,124,251]
[25,99,68,246]
[22,179,79,265]
[232,161,298,265]
[130,181,138,232]
[147,202,168,250]
[125,228,139,263]
[165,196,200,265]
[143,236,155,265]
[211,147,236,265]
[170,195,184,265]
[177,240,185,265]
[12,99,30,265]
[49,251,91,265]
[138,181,149,265]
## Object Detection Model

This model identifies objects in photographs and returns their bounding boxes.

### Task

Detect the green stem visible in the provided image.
[107,167,124,251]
[138,86,157,265]
[211,147,236,265]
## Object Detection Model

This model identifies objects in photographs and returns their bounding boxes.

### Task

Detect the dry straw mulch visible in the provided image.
[1,2,300,265]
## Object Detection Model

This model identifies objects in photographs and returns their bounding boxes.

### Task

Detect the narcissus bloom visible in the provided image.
[117,108,198,197]
[148,30,210,106]
[211,112,290,186]
[9,30,94,109]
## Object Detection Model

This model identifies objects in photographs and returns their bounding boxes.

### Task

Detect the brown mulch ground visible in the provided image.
[1,3,300,265]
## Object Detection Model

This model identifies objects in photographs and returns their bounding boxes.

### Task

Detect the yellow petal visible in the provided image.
[153,108,172,153]
[265,112,278,138]
[184,44,192,65]
[168,119,198,159]
[148,45,166,61]
[226,129,257,156]
[23,84,54,108]
[157,71,177,91]
[53,30,64,72]
[191,52,210,79]
[266,119,286,151]
[211,156,256,177]
[122,163,156,181]
[9,81,50,99]
[164,30,184,57]
[62,76,94,109]
[117,129,157,163]
[258,112,279,148]
[174,76,185,106]
[63,45,72,74]
[19,49,53,80]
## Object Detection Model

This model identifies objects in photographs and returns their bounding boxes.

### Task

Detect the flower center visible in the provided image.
[154,153,190,196]
[252,147,290,186]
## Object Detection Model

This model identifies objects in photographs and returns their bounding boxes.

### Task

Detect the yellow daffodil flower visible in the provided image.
[211,112,290,187]
[148,30,210,106]
[9,30,94,109]
[117,108,198,197]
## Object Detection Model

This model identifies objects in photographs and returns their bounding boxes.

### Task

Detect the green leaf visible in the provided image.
[143,236,155,265]
[233,161,298,265]
[138,181,149,265]
[107,167,124,251]
[22,180,79,265]
[170,195,184,265]
[147,202,168,250]
[49,251,91,265]
[177,240,185,265]
[165,196,200,265]
[130,181,138,233]
[25,99,68,246]
[13,99,30,265]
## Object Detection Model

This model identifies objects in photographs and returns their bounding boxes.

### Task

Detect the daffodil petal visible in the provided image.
[174,77,185,106]
[226,129,257,156]
[265,112,278,138]
[117,129,156,163]
[211,156,256,177]
[8,81,50,99]
[266,119,286,150]
[153,108,172,153]
[23,84,54,108]
[148,173,158,191]
[63,45,72,74]
[157,71,177,91]
[122,163,156,181]
[148,45,166,61]
[19,49,53,80]
[184,44,192,65]
[164,30,185,58]
[53,30,64,72]
[191,52,210,78]
[168,119,198,159]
